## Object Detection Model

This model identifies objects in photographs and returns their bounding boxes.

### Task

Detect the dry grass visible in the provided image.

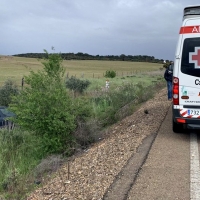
[0,56,163,86]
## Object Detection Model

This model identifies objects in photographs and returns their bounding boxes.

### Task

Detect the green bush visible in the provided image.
[9,51,76,154]
[71,97,94,147]
[104,70,116,78]
[66,76,91,93]
[0,79,19,106]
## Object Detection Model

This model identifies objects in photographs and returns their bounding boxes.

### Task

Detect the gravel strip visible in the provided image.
[27,88,171,200]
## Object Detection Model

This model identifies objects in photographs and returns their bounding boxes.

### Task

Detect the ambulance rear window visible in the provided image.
[181,37,200,77]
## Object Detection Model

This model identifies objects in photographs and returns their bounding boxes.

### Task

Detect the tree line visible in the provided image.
[13,52,169,63]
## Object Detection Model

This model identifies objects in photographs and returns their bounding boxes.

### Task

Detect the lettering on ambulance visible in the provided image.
[185,101,200,103]
[179,26,200,34]
[195,79,200,85]
[192,26,200,33]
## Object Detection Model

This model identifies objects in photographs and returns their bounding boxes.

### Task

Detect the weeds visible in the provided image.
[0,128,44,199]
[73,78,166,148]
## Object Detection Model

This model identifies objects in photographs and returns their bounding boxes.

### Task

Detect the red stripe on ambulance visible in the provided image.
[180,109,200,118]
[180,26,200,34]
[181,110,188,116]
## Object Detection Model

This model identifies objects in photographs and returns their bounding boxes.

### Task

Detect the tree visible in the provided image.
[10,51,76,153]
[120,54,126,61]
[66,76,91,94]
[0,79,19,106]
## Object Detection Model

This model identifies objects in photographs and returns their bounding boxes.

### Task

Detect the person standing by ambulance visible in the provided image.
[164,62,173,100]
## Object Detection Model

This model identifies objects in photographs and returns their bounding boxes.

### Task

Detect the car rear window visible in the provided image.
[0,108,15,117]
[181,37,200,77]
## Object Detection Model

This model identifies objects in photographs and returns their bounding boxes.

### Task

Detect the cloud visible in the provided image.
[1,0,200,59]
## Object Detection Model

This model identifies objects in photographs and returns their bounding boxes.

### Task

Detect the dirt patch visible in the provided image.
[28,88,171,200]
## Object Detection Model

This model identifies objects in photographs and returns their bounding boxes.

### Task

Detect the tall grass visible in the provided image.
[0,128,44,199]
[92,79,165,125]
[73,77,165,148]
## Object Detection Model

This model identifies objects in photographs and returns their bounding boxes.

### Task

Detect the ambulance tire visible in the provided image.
[172,120,183,133]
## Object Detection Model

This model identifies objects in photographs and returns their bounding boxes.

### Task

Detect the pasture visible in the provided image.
[0,55,164,87]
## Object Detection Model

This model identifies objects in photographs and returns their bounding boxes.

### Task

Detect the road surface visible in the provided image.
[127,106,191,199]
[104,105,200,200]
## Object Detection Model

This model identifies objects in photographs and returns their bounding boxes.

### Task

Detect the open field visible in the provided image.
[0,56,164,86]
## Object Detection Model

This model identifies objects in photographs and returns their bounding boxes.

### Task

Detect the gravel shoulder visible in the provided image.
[28,88,171,200]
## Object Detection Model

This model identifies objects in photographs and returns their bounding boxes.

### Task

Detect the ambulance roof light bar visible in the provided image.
[184,5,200,16]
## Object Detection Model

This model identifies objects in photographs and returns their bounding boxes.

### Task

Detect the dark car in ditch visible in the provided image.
[0,106,15,127]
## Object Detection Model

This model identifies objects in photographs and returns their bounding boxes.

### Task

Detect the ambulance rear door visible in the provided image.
[178,18,200,114]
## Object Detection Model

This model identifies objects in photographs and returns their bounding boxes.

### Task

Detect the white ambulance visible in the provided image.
[173,5,200,132]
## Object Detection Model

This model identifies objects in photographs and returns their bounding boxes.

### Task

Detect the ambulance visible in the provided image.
[172,5,200,132]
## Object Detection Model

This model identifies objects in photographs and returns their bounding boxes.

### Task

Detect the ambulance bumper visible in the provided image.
[173,108,200,130]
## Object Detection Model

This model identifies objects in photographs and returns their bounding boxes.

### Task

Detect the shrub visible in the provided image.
[9,51,76,154]
[104,70,116,78]
[66,76,91,93]
[0,79,19,106]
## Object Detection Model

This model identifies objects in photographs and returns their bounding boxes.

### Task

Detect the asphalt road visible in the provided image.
[127,106,191,200]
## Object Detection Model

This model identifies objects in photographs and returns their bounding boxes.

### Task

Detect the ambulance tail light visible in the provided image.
[176,118,186,123]
[173,77,179,105]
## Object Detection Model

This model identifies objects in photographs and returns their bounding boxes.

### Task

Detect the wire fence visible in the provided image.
[65,69,164,79]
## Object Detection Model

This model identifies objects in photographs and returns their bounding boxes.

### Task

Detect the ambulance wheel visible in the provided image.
[172,120,183,133]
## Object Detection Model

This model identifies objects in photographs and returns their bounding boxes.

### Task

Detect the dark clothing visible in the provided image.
[164,66,173,82]
[164,65,173,100]
[167,80,172,100]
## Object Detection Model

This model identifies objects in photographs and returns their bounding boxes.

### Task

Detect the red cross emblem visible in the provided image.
[189,47,200,68]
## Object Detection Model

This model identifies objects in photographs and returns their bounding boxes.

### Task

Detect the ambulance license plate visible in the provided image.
[187,109,200,115]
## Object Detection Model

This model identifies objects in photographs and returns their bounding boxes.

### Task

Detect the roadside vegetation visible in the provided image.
[0,52,165,199]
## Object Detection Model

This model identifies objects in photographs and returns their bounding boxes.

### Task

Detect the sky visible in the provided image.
[1,0,200,60]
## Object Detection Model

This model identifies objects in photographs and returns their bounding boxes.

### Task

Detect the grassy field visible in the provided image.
[0,56,163,86]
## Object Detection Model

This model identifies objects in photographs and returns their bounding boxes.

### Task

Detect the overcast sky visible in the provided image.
[1,0,200,60]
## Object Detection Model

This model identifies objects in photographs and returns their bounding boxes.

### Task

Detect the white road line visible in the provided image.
[190,132,200,200]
